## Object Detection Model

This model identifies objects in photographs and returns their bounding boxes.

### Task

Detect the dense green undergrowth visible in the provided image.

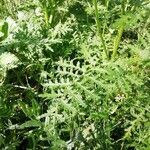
[0,0,150,149]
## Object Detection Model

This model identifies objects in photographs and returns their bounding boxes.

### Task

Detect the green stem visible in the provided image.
[41,0,50,28]
[44,7,49,27]
[121,0,127,15]
[112,0,126,59]
[43,0,56,28]
[112,24,124,59]
[93,0,109,59]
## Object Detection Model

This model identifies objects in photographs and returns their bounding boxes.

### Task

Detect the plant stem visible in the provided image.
[112,24,124,59]
[93,0,109,59]
[112,0,126,59]
[44,7,49,27]
[41,0,50,28]
[121,0,126,15]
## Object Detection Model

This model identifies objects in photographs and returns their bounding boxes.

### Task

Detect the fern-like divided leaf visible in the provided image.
[39,52,149,148]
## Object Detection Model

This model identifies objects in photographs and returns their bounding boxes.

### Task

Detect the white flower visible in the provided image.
[6,17,17,32]
[17,11,26,21]
[35,7,42,16]
[0,52,19,69]
[0,31,4,38]
[139,50,150,60]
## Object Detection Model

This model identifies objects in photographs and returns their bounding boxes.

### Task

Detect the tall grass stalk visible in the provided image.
[93,0,109,59]
[112,0,127,59]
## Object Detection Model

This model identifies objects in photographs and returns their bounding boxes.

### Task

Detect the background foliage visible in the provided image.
[0,0,150,149]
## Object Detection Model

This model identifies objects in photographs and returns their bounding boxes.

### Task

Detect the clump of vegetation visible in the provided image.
[0,0,150,149]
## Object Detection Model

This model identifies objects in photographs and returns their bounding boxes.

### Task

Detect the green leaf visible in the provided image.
[0,21,8,41]
[18,101,32,118]
[19,120,42,129]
